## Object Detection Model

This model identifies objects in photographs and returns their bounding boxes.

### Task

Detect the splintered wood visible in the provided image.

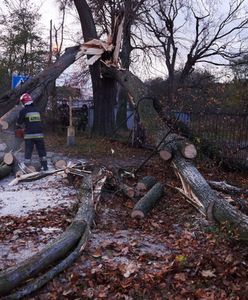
[75,13,124,66]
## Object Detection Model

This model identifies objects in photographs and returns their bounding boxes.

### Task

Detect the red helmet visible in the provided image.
[20,93,33,105]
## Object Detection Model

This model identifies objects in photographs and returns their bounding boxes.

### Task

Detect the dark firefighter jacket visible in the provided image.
[16,104,44,139]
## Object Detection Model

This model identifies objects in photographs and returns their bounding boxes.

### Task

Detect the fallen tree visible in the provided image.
[102,65,248,241]
[0,45,81,153]
[0,46,81,120]
[0,167,108,298]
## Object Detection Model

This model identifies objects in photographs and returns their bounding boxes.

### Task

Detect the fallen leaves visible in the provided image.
[201,269,216,278]
[122,261,140,278]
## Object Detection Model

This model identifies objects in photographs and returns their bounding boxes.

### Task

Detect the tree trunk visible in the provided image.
[0,46,81,151]
[0,46,81,119]
[172,153,248,239]
[116,85,128,131]
[102,66,248,241]
[74,0,116,136]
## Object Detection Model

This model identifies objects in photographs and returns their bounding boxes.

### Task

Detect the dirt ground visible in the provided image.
[1,133,248,299]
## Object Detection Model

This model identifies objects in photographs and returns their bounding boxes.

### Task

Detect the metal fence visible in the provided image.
[174,111,248,163]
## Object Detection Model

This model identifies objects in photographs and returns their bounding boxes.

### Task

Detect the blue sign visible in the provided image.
[175,112,190,124]
[11,75,29,89]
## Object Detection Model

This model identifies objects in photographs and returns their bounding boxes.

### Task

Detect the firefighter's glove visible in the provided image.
[15,128,24,138]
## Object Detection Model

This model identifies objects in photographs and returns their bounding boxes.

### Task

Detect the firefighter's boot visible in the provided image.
[41,160,48,171]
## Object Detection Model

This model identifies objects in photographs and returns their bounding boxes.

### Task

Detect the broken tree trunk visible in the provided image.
[172,153,248,239]
[102,66,248,241]
[131,182,164,218]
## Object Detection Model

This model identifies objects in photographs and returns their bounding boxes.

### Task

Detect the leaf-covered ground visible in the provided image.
[1,133,248,299]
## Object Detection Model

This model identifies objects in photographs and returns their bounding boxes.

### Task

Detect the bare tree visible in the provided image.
[142,0,248,105]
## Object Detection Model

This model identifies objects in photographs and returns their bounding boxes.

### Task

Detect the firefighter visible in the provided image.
[16,93,48,171]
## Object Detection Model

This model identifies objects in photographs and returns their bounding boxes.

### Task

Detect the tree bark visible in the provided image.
[131,182,164,218]
[172,153,248,239]
[208,180,248,196]
[0,222,86,296]
[102,66,248,241]
[74,0,116,136]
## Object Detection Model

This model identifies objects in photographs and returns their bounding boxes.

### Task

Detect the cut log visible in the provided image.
[159,147,172,161]
[177,141,197,159]
[3,152,14,165]
[159,134,197,160]
[0,164,12,179]
[51,155,67,169]
[131,182,164,218]
[0,107,22,132]
[136,175,157,194]
[22,161,42,173]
